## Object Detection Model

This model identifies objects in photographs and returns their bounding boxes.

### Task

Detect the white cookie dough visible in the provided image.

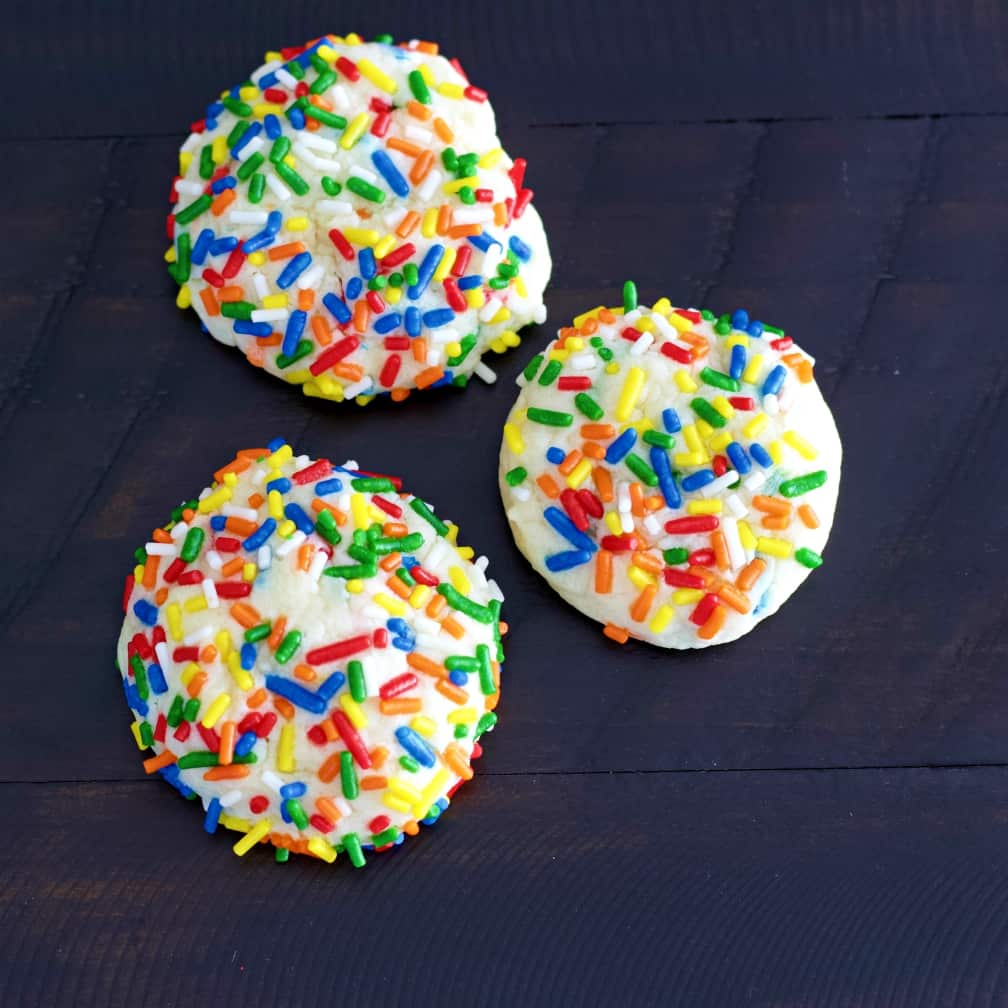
[118,438,505,865]
[499,294,842,648]
[168,33,551,403]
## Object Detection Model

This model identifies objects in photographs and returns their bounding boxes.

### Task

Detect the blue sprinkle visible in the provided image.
[240,643,256,671]
[122,677,148,716]
[206,101,224,117]
[371,149,410,197]
[231,121,261,157]
[731,309,749,331]
[545,549,592,572]
[284,502,314,535]
[280,801,293,824]
[209,236,239,255]
[508,234,532,261]
[288,106,306,130]
[387,618,409,635]
[650,446,681,509]
[391,633,415,652]
[280,781,307,800]
[726,442,751,475]
[243,518,276,551]
[395,726,437,768]
[266,477,291,494]
[761,364,787,397]
[191,229,214,266]
[323,293,352,324]
[408,244,444,300]
[276,251,312,289]
[729,344,747,380]
[404,306,422,336]
[133,599,158,626]
[210,175,236,194]
[468,232,501,253]
[346,276,363,300]
[400,556,418,570]
[241,229,275,254]
[750,443,774,468]
[266,436,287,451]
[747,321,764,338]
[147,662,168,695]
[457,274,482,290]
[204,117,218,132]
[359,247,377,280]
[316,672,346,702]
[662,408,682,433]
[431,370,454,388]
[605,428,637,464]
[449,670,469,686]
[374,313,402,334]
[234,731,258,757]
[233,320,272,337]
[210,516,227,531]
[546,446,566,464]
[422,308,455,328]
[263,112,281,138]
[204,797,222,834]
[264,673,327,714]
[259,72,278,88]
[266,211,282,234]
[681,470,715,492]
[543,507,597,553]
[315,477,343,495]
[282,309,307,357]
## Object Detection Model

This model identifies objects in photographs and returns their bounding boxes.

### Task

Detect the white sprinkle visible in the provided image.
[726,493,747,518]
[429,327,458,345]
[334,797,352,817]
[452,207,494,226]
[764,393,780,416]
[512,485,531,502]
[251,308,289,323]
[343,378,372,399]
[416,169,443,202]
[206,550,223,572]
[181,134,202,153]
[229,209,269,225]
[383,207,408,231]
[170,521,188,540]
[330,84,352,111]
[144,542,177,557]
[202,579,219,609]
[183,625,214,646]
[265,172,291,201]
[474,556,489,574]
[154,642,174,677]
[570,353,597,371]
[218,790,242,808]
[427,348,442,366]
[478,299,500,323]
[297,263,325,291]
[617,482,632,513]
[778,384,796,412]
[486,578,505,603]
[295,131,338,153]
[308,549,328,582]
[236,136,264,161]
[257,545,272,571]
[262,770,284,793]
[404,123,434,143]
[175,180,204,197]
[722,518,746,572]
[620,511,635,534]
[352,165,379,184]
[699,472,741,498]
[252,272,270,300]
[629,332,654,356]
[275,530,306,557]
[743,471,767,492]
[474,362,497,384]
[317,199,354,216]
[275,68,298,88]
[623,309,641,324]
[223,504,258,521]
[643,515,661,536]
[533,304,548,325]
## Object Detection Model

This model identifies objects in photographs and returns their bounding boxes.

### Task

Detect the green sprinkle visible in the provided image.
[139,721,154,748]
[476,643,496,695]
[182,698,201,722]
[408,68,431,103]
[489,599,503,662]
[310,69,338,94]
[623,279,638,312]
[497,261,518,278]
[437,584,495,624]
[526,407,573,427]
[321,175,342,196]
[351,476,396,492]
[538,359,563,386]
[371,826,399,848]
[221,96,252,117]
[219,300,255,320]
[505,466,527,486]
[763,322,785,336]
[446,656,480,673]
[285,60,305,80]
[175,194,212,225]
[198,145,215,180]
[458,186,476,205]
[410,498,449,536]
[714,318,731,335]
[284,799,309,830]
[399,755,420,773]
[441,147,458,172]
[778,471,828,497]
[315,508,341,546]
[388,271,403,287]
[690,397,727,428]
[488,277,509,290]
[457,153,478,176]
[167,695,184,728]
[275,162,310,196]
[403,263,419,286]
[663,547,689,565]
[323,563,377,580]
[447,333,478,366]
[795,547,823,569]
[574,392,604,420]
[177,750,218,769]
[226,120,250,149]
[129,654,149,701]
[368,275,387,290]
[275,847,290,863]
[454,723,469,739]
[700,367,740,392]
[244,622,272,644]
[701,309,716,321]
[268,136,291,164]
[236,148,264,178]
[308,50,329,73]
[625,453,659,486]
[475,711,498,738]
[248,173,265,203]
[372,532,424,555]
[347,176,385,202]
[341,751,359,800]
[348,660,367,703]
[275,339,313,368]
[522,353,544,381]
[180,527,205,563]
[304,106,347,130]
[175,232,191,284]
[643,429,675,449]
[274,631,302,664]
[342,832,366,868]
[396,567,416,588]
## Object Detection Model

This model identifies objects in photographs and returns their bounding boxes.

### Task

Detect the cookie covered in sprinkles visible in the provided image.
[499,284,842,648]
[118,439,505,865]
[167,32,551,404]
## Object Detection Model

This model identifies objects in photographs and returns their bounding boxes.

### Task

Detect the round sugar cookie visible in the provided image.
[499,284,842,649]
[167,32,551,405]
[118,438,505,866]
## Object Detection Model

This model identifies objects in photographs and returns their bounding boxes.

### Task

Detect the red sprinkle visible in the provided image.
[664,569,705,589]
[665,516,719,534]
[237,712,262,735]
[215,581,251,598]
[254,712,277,738]
[292,458,332,485]
[661,342,692,364]
[306,634,371,665]
[197,723,220,752]
[712,454,728,477]
[558,376,592,390]
[332,711,372,768]
[600,534,639,552]
[381,242,416,268]
[370,111,391,137]
[688,548,716,566]
[379,354,401,387]
[690,593,721,626]
[371,495,403,518]
[173,646,199,662]
[336,57,361,81]
[576,489,604,519]
[162,559,186,583]
[328,228,355,261]
[451,245,472,277]
[559,489,589,531]
[309,336,360,375]
[249,795,269,814]
[310,814,335,834]
[173,721,192,742]
[122,573,134,612]
[379,673,419,700]
[729,396,756,410]
[177,570,204,585]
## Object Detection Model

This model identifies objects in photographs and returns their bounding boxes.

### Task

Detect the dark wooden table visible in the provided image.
[4,2,1008,1004]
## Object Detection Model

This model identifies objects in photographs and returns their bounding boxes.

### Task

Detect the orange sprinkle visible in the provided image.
[582,441,605,460]
[536,473,560,499]
[752,494,792,516]
[379,552,401,572]
[204,764,250,781]
[221,556,243,578]
[380,697,423,715]
[311,315,332,346]
[386,575,412,600]
[698,604,727,640]
[210,188,236,216]
[493,202,508,227]
[218,722,236,766]
[273,697,295,720]
[322,718,338,742]
[311,498,347,524]
[245,687,267,708]
[409,149,434,184]
[711,530,730,570]
[630,583,657,622]
[199,645,217,664]
[386,137,423,157]
[352,299,370,333]
[297,542,314,572]
[297,288,314,311]
[383,521,409,538]
[595,550,613,593]
[425,593,447,619]
[154,587,169,606]
[370,746,388,769]
[412,337,428,364]
[736,558,766,591]
[580,317,599,335]
[436,203,452,235]
[441,616,466,639]
[142,749,177,774]
[760,514,789,531]
[217,285,244,302]
[447,223,482,239]
[442,742,474,781]
[390,388,411,402]
[316,797,342,823]
[247,492,264,509]
[798,504,820,529]
[432,116,453,143]
[186,670,207,698]
[558,449,583,476]
[267,616,287,651]
[151,527,172,544]
[255,333,282,348]
[359,775,387,791]
[598,308,616,324]
[414,366,445,389]
[629,482,645,517]
[213,456,251,483]
[293,663,315,683]
[582,424,616,441]
[396,210,421,237]
[225,516,257,537]
[593,466,614,502]
[603,622,630,644]
[435,679,468,704]
[267,241,307,261]
[142,553,159,590]
[631,550,663,574]
[407,652,446,678]
[713,581,751,615]
[333,362,365,382]
[406,99,432,120]
[318,752,342,783]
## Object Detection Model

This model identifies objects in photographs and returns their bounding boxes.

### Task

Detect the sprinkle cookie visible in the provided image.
[118,439,505,865]
[499,284,842,648]
[167,33,550,404]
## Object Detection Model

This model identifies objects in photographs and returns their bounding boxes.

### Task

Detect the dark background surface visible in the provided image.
[3,1,1008,1005]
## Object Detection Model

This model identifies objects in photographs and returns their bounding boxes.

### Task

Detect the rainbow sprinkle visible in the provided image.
[118,439,505,865]
[499,284,841,647]
[167,33,550,405]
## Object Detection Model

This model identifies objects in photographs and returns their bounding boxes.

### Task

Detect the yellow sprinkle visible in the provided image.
[410,715,436,738]
[783,430,818,459]
[130,720,145,749]
[282,154,296,169]
[652,297,672,315]
[674,369,698,393]
[683,424,703,453]
[437,81,465,99]
[742,353,764,385]
[725,333,749,351]
[373,593,406,616]
[222,472,238,487]
[433,246,457,281]
[175,284,191,309]
[573,306,605,327]
[421,207,438,238]
[164,247,176,264]
[350,493,369,529]
[233,819,272,856]
[179,150,193,175]
[448,566,471,594]
[167,603,183,642]
[276,723,296,772]
[227,652,254,692]
[211,135,228,165]
[743,414,769,439]
[388,777,424,804]
[251,102,286,117]
[445,341,462,358]
[627,565,658,589]
[307,837,337,863]
[133,563,144,583]
[673,589,704,605]
[316,44,337,63]
[649,604,676,633]
[268,489,284,519]
[242,563,257,582]
[489,307,510,325]
[615,366,646,421]
[667,311,692,333]
[604,511,623,535]
[215,630,232,659]
[417,63,434,85]
[345,578,364,594]
[179,662,201,688]
[268,444,292,467]
[198,487,231,513]
[220,813,252,833]
[674,452,705,467]
[183,595,207,613]
[711,396,734,420]
[342,227,380,246]
[503,422,525,455]
[565,337,585,351]
[566,458,593,489]
[738,521,757,550]
[418,769,451,812]
[385,286,402,305]
[757,536,792,558]
[455,545,475,561]
[373,234,396,259]
[383,793,412,815]
[277,519,296,538]
[247,252,266,266]
[695,418,714,440]
[548,348,570,362]
[478,147,504,168]
[447,707,479,724]
[339,694,368,729]
[688,499,723,515]
[285,215,308,231]
[444,523,459,544]
[708,431,733,452]
[767,440,783,464]
[443,176,479,195]
[201,693,231,729]
[357,58,397,93]
[409,585,432,609]
[465,288,485,309]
